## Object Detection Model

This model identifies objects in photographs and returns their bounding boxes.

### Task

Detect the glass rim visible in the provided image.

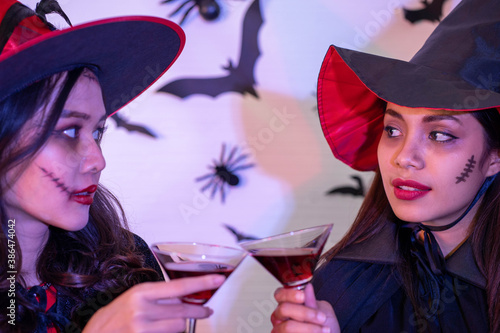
[238,223,333,248]
[151,241,247,258]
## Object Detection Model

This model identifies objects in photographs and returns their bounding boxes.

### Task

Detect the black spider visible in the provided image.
[161,0,220,25]
[196,143,254,203]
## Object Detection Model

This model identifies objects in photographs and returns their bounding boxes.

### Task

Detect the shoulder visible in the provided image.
[313,255,401,332]
[127,231,165,281]
[131,232,151,253]
[313,222,401,312]
[313,256,399,303]
[313,223,400,306]
[334,222,398,264]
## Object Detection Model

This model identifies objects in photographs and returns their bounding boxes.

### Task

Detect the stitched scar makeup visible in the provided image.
[39,166,70,194]
[456,155,476,184]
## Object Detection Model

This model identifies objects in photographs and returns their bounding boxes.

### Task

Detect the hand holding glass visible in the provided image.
[151,242,247,332]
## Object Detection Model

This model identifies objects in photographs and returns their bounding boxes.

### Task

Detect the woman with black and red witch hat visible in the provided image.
[0,1,225,332]
[272,0,500,332]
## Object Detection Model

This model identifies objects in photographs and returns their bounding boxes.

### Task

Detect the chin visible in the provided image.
[67,222,89,232]
[392,210,429,223]
[50,216,90,232]
[68,218,90,231]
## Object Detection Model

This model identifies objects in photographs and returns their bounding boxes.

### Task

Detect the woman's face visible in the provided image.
[4,72,107,231]
[377,103,500,226]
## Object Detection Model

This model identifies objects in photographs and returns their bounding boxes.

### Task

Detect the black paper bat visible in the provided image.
[111,114,157,138]
[158,0,263,98]
[326,175,365,197]
[403,0,448,23]
[224,224,258,242]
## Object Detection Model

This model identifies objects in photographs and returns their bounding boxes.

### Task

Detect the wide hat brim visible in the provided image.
[0,15,185,116]
[318,45,500,172]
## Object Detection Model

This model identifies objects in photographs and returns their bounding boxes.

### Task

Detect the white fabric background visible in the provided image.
[23,0,459,331]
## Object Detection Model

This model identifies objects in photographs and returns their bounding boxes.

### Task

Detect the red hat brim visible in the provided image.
[318,45,500,171]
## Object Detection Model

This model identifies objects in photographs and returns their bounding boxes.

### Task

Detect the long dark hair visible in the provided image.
[320,109,500,332]
[0,68,160,332]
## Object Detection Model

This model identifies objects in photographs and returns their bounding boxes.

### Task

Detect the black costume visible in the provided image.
[18,233,163,333]
[312,223,488,333]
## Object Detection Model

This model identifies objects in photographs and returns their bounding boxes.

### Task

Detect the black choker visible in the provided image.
[399,174,496,317]
[424,174,497,232]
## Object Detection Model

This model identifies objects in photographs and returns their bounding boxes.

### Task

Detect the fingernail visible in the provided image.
[212,274,225,285]
[322,327,331,333]
[208,308,214,316]
[295,292,305,303]
[317,311,326,323]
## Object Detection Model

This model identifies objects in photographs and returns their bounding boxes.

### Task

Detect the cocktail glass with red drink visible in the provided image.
[239,224,333,290]
[151,242,247,333]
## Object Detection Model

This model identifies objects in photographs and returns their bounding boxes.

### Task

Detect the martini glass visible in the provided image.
[151,242,247,333]
[239,224,332,290]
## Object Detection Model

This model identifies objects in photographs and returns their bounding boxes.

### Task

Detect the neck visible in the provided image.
[421,175,495,257]
[13,215,50,287]
[429,221,469,257]
[423,202,479,257]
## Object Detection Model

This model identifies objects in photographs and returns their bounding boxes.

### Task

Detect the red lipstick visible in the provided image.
[392,179,431,200]
[72,185,97,205]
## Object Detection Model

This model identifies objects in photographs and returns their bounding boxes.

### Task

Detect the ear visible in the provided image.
[486,149,500,177]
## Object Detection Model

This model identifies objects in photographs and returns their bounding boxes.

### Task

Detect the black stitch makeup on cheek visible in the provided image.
[455,155,476,184]
[39,166,71,194]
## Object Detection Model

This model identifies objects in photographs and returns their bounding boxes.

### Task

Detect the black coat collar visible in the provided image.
[335,222,486,289]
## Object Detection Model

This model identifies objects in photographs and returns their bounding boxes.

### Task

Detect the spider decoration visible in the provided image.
[161,0,221,26]
[196,143,254,203]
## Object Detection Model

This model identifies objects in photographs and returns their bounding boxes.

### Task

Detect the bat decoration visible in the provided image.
[161,0,220,26]
[224,224,258,242]
[158,0,263,98]
[403,0,448,23]
[111,114,157,138]
[326,175,365,197]
[196,143,254,203]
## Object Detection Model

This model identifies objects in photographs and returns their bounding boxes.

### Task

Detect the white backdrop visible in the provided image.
[23,0,459,331]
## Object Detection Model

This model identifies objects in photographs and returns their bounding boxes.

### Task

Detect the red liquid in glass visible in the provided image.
[251,248,320,288]
[164,262,234,304]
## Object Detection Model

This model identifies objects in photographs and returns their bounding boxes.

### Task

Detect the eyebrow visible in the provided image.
[61,110,107,122]
[385,108,463,125]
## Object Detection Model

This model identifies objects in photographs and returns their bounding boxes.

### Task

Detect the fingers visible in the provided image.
[303,283,318,308]
[124,276,225,321]
[83,279,220,333]
[274,287,305,304]
[271,284,338,333]
[139,301,214,321]
[272,320,331,333]
[317,300,340,332]
[135,274,226,301]
[272,301,327,326]
[141,318,187,333]
[273,284,318,307]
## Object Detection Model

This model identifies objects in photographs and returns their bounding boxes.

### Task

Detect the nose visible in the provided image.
[79,138,106,174]
[393,136,424,170]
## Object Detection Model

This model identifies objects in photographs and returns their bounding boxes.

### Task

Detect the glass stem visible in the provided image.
[188,318,197,333]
